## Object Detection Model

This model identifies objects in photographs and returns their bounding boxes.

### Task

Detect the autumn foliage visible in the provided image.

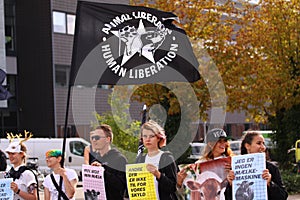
[130,0,299,124]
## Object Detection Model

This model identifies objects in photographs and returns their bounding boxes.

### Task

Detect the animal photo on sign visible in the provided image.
[84,189,101,200]
[184,157,231,200]
[235,181,254,200]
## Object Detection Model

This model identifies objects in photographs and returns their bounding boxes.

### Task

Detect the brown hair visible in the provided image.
[94,124,113,142]
[20,143,27,163]
[241,131,260,155]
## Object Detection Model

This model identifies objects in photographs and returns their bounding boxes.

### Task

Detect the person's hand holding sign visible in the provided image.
[146,164,161,179]
[10,181,19,194]
[91,161,102,167]
[262,169,272,186]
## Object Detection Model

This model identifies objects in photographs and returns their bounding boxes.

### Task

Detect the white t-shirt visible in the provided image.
[145,150,163,200]
[13,166,37,200]
[43,168,78,200]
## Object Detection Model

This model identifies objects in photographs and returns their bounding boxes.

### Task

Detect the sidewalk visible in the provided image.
[39,187,300,200]
[288,193,300,200]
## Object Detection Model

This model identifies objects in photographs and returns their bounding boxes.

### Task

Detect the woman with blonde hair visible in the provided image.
[197,128,234,163]
[176,128,233,200]
[136,120,178,200]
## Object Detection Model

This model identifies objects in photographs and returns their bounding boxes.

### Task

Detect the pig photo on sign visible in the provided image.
[235,181,254,200]
[186,171,227,200]
[84,189,100,200]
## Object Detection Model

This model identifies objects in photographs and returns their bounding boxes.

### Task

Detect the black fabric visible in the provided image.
[88,146,128,200]
[70,1,200,86]
[6,166,28,181]
[50,174,69,200]
[224,161,288,200]
[0,150,7,171]
[136,151,178,200]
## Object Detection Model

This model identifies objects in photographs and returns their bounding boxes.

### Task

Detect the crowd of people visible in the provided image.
[0,121,288,200]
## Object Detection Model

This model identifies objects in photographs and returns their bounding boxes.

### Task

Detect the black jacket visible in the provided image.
[224,161,288,200]
[136,151,178,200]
[89,146,128,200]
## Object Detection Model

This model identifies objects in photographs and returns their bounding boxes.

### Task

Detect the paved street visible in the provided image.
[39,184,84,200]
[38,186,300,200]
[288,193,300,200]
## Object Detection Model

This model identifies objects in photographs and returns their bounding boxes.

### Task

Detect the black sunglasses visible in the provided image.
[90,135,106,140]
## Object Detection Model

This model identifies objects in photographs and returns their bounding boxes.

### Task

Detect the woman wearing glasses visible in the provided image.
[135,120,178,200]
[83,124,128,200]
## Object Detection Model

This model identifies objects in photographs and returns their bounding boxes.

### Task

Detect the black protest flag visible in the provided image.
[69,1,200,86]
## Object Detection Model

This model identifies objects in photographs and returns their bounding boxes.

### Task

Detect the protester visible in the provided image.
[83,124,128,200]
[0,149,7,171]
[225,131,288,200]
[136,120,178,200]
[176,128,233,200]
[177,128,233,187]
[5,138,38,200]
[43,149,78,200]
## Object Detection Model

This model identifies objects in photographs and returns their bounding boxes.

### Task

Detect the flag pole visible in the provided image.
[58,83,72,199]
[61,84,72,167]
[137,104,147,157]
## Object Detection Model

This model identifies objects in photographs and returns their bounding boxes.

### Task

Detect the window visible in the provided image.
[53,11,66,33]
[4,0,16,53]
[69,141,87,157]
[55,65,70,87]
[53,11,75,35]
[67,14,76,35]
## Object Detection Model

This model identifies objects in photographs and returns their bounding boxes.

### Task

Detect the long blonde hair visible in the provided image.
[201,139,233,161]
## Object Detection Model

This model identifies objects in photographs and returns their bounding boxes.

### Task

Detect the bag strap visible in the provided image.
[50,174,69,200]
[25,167,40,200]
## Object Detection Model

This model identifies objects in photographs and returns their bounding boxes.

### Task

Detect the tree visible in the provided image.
[129,0,300,163]
[93,88,141,163]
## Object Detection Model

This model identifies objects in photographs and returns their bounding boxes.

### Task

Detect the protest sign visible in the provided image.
[126,163,157,200]
[82,164,106,200]
[232,153,267,200]
[183,157,231,200]
[0,178,13,200]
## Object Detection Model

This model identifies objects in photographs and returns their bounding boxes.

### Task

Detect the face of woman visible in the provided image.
[142,129,159,151]
[245,135,266,154]
[212,139,227,157]
[7,152,24,166]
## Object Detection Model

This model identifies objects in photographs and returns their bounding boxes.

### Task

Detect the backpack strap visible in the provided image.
[50,174,69,200]
[25,167,41,200]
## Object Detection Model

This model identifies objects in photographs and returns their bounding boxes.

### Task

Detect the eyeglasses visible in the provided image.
[90,135,107,141]
[142,135,156,139]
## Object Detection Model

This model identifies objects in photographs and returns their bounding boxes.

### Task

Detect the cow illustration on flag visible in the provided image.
[70,1,200,86]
